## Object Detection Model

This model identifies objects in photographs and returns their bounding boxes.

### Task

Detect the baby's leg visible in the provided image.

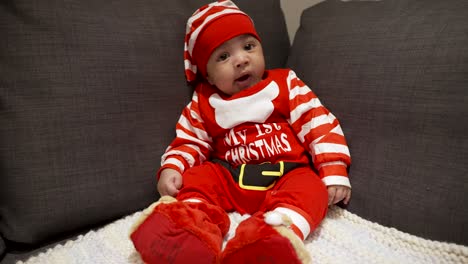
[131,162,233,264]
[222,166,328,264]
[262,166,329,240]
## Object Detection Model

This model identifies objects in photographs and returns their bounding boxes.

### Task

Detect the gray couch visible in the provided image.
[1,0,467,262]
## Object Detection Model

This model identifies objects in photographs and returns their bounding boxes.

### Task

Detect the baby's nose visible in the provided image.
[235,53,249,68]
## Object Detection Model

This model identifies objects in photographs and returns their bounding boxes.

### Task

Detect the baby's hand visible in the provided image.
[327,185,351,205]
[157,168,183,197]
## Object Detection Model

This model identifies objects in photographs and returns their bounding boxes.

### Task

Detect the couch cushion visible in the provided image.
[288,0,468,244]
[0,0,289,249]
[0,237,4,259]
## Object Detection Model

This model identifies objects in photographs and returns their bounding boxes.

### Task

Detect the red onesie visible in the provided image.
[158,68,351,239]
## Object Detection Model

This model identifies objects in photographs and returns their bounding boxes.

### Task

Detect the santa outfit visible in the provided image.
[130,1,351,263]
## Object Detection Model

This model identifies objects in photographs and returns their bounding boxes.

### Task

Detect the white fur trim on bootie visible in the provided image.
[264,211,292,227]
[129,196,177,235]
[267,207,311,240]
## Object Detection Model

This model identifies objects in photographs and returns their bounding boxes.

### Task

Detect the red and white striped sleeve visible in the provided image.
[159,91,213,177]
[286,70,351,188]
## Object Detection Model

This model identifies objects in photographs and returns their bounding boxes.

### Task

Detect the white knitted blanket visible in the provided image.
[18,206,468,264]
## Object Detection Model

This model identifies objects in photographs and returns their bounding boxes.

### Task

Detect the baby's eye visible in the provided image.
[244,43,254,50]
[218,53,229,61]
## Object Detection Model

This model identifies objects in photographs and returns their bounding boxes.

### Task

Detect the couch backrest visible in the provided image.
[0,0,290,251]
[288,0,468,245]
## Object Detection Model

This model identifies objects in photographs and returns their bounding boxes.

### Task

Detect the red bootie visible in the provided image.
[221,213,310,264]
[130,196,230,264]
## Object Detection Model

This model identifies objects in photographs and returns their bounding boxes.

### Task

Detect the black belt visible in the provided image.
[212,159,303,191]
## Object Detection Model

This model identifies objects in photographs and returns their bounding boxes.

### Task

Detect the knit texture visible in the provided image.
[17,206,468,264]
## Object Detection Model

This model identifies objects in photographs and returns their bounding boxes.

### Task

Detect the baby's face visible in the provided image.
[206,34,265,96]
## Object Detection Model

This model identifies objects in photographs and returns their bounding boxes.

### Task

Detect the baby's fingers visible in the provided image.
[327,187,337,205]
[332,187,345,204]
[157,182,175,197]
[343,189,352,204]
[165,182,180,197]
[173,174,183,190]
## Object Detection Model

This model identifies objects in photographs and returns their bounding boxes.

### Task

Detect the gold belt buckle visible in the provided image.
[238,161,284,191]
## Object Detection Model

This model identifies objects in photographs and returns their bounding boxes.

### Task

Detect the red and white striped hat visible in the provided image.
[184,0,260,82]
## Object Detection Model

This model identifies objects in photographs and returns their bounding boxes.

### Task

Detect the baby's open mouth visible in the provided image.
[235,74,250,82]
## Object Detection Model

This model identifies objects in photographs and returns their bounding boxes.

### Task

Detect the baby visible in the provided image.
[131,1,351,263]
